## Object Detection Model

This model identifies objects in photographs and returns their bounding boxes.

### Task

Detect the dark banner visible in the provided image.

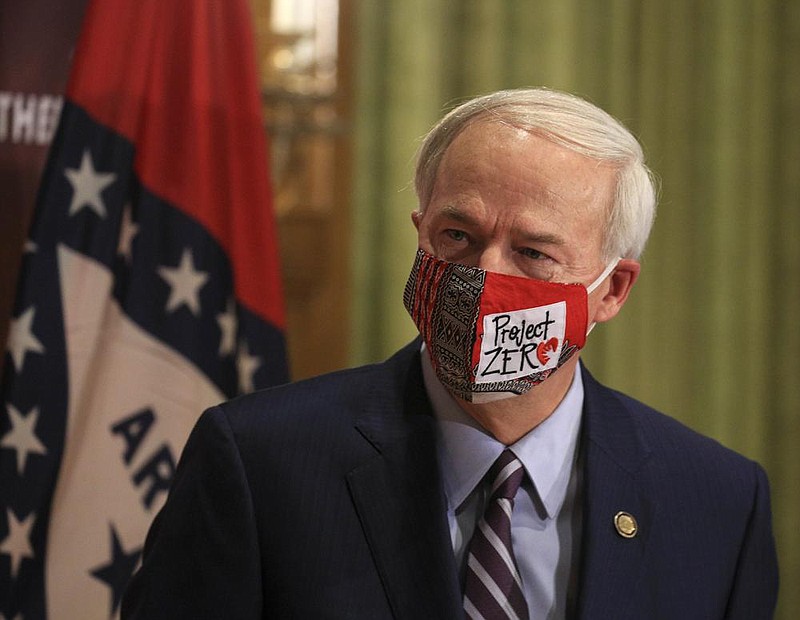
[0,0,89,375]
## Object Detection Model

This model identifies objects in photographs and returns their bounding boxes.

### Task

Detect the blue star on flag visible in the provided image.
[90,525,142,618]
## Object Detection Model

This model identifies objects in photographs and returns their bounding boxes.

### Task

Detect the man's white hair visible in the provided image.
[414,88,658,260]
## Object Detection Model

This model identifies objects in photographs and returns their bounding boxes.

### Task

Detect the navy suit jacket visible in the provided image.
[122,341,778,619]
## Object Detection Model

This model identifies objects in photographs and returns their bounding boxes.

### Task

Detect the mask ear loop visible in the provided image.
[587,258,620,294]
[586,258,620,334]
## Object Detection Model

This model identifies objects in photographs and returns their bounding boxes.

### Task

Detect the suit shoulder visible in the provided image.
[604,385,766,496]
[620,388,747,455]
[210,341,421,436]
[581,366,764,488]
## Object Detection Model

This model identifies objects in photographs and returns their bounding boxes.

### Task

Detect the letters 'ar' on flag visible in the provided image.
[0,1,289,618]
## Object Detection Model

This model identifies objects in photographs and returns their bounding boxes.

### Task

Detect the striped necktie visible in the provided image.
[463,449,529,620]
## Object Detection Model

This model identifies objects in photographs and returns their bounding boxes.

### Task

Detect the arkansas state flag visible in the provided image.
[0,1,289,617]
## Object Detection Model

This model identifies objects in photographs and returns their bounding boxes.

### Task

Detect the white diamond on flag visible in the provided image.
[43,245,224,617]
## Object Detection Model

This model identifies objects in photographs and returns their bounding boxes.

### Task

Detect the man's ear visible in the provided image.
[411,210,422,230]
[593,259,640,324]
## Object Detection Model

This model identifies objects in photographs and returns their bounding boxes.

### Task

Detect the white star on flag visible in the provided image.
[6,306,45,374]
[1,404,47,475]
[157,248,209,316]
[237,339,262,394]
[64,149,117,218]
[216,299,237,356]
[0,509,36,579]
[24,239,38,254]
[117,203,139,262]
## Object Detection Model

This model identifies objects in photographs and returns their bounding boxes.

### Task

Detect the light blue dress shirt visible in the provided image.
[421,348,584,620]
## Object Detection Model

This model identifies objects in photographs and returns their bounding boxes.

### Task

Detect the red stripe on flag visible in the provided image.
[65,0,284,328]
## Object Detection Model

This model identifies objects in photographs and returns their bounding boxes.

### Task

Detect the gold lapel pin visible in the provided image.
[614,511,638,539]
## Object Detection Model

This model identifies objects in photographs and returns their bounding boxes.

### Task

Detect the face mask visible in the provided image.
[403,248,618,403]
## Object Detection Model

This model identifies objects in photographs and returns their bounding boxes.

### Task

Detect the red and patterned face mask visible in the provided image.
[403,248,617,403]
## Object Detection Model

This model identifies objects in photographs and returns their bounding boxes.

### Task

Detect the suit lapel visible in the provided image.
[345,350,661,619]
[575,366,658,619]
[347,343,463,619]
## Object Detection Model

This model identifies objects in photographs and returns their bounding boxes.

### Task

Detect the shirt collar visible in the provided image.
[421,345,584,519]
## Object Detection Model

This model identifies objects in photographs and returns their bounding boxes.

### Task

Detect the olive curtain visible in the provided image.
[350,1,799,616]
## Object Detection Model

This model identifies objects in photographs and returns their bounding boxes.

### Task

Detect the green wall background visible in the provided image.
[350,1,799,616]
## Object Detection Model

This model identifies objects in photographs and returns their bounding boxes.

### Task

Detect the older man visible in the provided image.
[123,89,778,619]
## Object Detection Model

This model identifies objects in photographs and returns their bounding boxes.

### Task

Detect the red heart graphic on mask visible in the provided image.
[536,338,559,366]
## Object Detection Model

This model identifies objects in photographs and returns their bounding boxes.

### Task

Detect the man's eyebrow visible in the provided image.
[438,204,565,246]
[439,204,477,224]
[519,231,565,246]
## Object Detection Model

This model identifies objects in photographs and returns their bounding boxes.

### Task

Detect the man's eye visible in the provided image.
[520,247,545,260]
[445,229,468,242]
